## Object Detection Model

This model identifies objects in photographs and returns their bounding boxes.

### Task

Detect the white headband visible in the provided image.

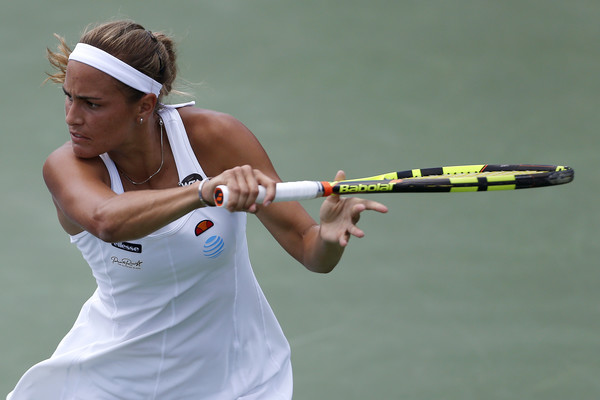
[68,43,162,97]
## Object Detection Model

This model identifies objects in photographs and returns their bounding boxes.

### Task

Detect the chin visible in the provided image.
[71,142,102,159]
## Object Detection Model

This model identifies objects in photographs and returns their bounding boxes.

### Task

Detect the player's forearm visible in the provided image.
[90,184,203,242]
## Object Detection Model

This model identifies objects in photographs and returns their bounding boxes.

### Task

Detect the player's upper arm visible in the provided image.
[43,143,115,236]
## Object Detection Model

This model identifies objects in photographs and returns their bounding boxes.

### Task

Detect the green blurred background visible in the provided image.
[1,1,598,398]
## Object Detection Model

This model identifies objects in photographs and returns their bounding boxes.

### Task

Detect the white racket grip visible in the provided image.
[214,181,322,208]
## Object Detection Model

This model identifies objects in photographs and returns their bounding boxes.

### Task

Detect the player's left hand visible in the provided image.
[318,170,388,247]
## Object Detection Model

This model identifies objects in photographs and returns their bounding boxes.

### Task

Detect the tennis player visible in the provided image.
[7,20,387,399]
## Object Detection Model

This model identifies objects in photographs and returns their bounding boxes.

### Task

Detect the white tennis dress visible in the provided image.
[7,104,292,400]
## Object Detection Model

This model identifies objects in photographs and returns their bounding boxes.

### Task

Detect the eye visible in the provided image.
[87,101,100,109]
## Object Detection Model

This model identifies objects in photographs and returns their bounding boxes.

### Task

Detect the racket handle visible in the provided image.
[214,181,322,208]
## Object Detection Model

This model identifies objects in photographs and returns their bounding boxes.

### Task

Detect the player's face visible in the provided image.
[63,61,140,159]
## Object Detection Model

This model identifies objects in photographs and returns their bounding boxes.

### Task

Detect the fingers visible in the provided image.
[319,185,389,247]
[360,199,389,214]
[342,202,368,244]
[258,171,277,206]
[213,165,277,212]
[331,170,388,214]
[334,170,346,182]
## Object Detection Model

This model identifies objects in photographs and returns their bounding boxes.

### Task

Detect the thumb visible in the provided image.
[334,170,346,182]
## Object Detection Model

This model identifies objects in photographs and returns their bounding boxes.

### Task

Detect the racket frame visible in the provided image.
[213,164,573,207]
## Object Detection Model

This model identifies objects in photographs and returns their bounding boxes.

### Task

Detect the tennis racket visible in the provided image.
[213,164,574,207]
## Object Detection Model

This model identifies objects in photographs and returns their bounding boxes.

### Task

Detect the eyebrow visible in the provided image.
[62,86,103,101]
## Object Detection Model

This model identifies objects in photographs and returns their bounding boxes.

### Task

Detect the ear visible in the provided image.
[137,93,158,121]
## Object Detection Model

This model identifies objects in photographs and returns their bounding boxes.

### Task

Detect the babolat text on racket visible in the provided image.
[213,164,574,207]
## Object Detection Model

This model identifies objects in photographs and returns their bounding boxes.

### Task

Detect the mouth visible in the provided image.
[70,131,90,142]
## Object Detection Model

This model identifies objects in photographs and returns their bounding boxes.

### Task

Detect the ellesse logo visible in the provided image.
[195,220,214,236]
[111,241,142,253]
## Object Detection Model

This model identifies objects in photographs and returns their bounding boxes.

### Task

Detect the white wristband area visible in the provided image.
[197,178,213,207]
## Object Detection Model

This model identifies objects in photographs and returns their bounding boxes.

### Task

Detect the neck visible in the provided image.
[113,116,166,186]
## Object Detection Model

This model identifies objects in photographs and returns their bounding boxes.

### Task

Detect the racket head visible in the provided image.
[330,164,574,193]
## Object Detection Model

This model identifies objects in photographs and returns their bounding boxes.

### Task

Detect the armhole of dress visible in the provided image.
[158,103,208,181]
[99,153,124,194]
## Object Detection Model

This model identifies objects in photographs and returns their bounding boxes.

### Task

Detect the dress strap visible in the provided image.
[99,153,125,194]
[158,102,208,186]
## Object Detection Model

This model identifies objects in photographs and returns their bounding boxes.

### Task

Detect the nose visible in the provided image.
[65,100,83,126]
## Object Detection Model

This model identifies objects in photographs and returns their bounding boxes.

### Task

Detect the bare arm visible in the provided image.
[43,143,204,242]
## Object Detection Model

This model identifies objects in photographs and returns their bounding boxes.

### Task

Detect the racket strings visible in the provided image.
[405,170,544,180]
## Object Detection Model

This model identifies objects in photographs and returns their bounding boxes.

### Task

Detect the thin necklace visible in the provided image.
[119,118,165,185]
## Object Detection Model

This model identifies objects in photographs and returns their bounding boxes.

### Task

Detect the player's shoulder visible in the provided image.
[176,106,267,174]
[177,106,257,154]
[45,141,101,167]
[178,107,247,137]
[43,142,108,184]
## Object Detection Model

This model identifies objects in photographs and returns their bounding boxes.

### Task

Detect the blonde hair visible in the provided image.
[46,20,179,102]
